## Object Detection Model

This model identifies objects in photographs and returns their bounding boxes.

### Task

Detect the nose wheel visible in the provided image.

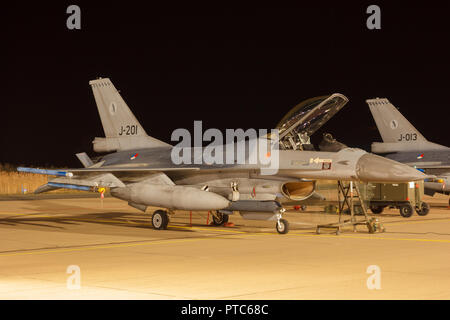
[276,218,289,234]
[275,210,289,234]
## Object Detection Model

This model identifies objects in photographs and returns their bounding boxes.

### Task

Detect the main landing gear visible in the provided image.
[151,210,169,230]
[150,208,291,234]
[211,211,229,226]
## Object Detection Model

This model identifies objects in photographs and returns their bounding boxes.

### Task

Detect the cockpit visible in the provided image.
[275,93,349,151]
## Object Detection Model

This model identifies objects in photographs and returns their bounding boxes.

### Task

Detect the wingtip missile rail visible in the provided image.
[17,167,74,177]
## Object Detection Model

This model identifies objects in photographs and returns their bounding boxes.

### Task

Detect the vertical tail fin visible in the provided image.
[366,98,426,143]
[89,78,147,138]
[89,78,170,152]
[366,98,448,152]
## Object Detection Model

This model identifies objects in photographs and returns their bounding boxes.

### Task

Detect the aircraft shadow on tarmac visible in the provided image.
[0,211,185,231]
[2,199,448,236]
[0,200,219,234]
[0,199,305,234]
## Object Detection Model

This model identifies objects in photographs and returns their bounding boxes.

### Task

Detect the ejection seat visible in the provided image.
[275,93,349,151]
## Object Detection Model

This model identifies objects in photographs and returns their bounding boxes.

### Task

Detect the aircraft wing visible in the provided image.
[17,166,199,193]
[18,167,200,175]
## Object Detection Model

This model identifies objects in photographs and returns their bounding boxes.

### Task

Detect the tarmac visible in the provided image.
[1,193,450,299]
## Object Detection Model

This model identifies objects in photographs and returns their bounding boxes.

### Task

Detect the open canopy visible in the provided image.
[276,93,348,150]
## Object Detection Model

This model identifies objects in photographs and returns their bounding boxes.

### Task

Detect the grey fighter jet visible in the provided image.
[17,79,425,234]
[367,98,450,205]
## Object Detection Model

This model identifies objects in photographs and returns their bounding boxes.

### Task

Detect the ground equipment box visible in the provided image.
[366,181,429,217]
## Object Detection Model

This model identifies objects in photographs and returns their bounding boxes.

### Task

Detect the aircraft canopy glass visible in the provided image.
[276,93,348,150]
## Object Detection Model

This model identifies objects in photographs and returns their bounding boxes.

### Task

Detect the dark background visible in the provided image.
[3,2,450,167]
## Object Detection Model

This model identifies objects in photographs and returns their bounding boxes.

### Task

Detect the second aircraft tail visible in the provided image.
[366,98,448,153]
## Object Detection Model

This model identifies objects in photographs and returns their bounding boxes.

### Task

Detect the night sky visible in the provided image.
[4,2,450,167]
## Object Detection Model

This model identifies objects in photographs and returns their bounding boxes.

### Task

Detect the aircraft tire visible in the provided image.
[152,210,169,230]
[276,219,289,234]
[212,212,229,226]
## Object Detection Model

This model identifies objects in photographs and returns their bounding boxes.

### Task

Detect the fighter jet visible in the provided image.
[17,79,425,234]
[367,98,450,205]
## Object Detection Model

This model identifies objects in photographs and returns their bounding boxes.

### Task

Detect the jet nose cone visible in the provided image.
[356,153,426,182]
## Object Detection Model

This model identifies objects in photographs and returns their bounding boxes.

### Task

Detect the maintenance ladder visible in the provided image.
[316,181,383,235]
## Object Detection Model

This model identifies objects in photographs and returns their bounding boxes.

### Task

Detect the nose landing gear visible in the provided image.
[275,210,289,234]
